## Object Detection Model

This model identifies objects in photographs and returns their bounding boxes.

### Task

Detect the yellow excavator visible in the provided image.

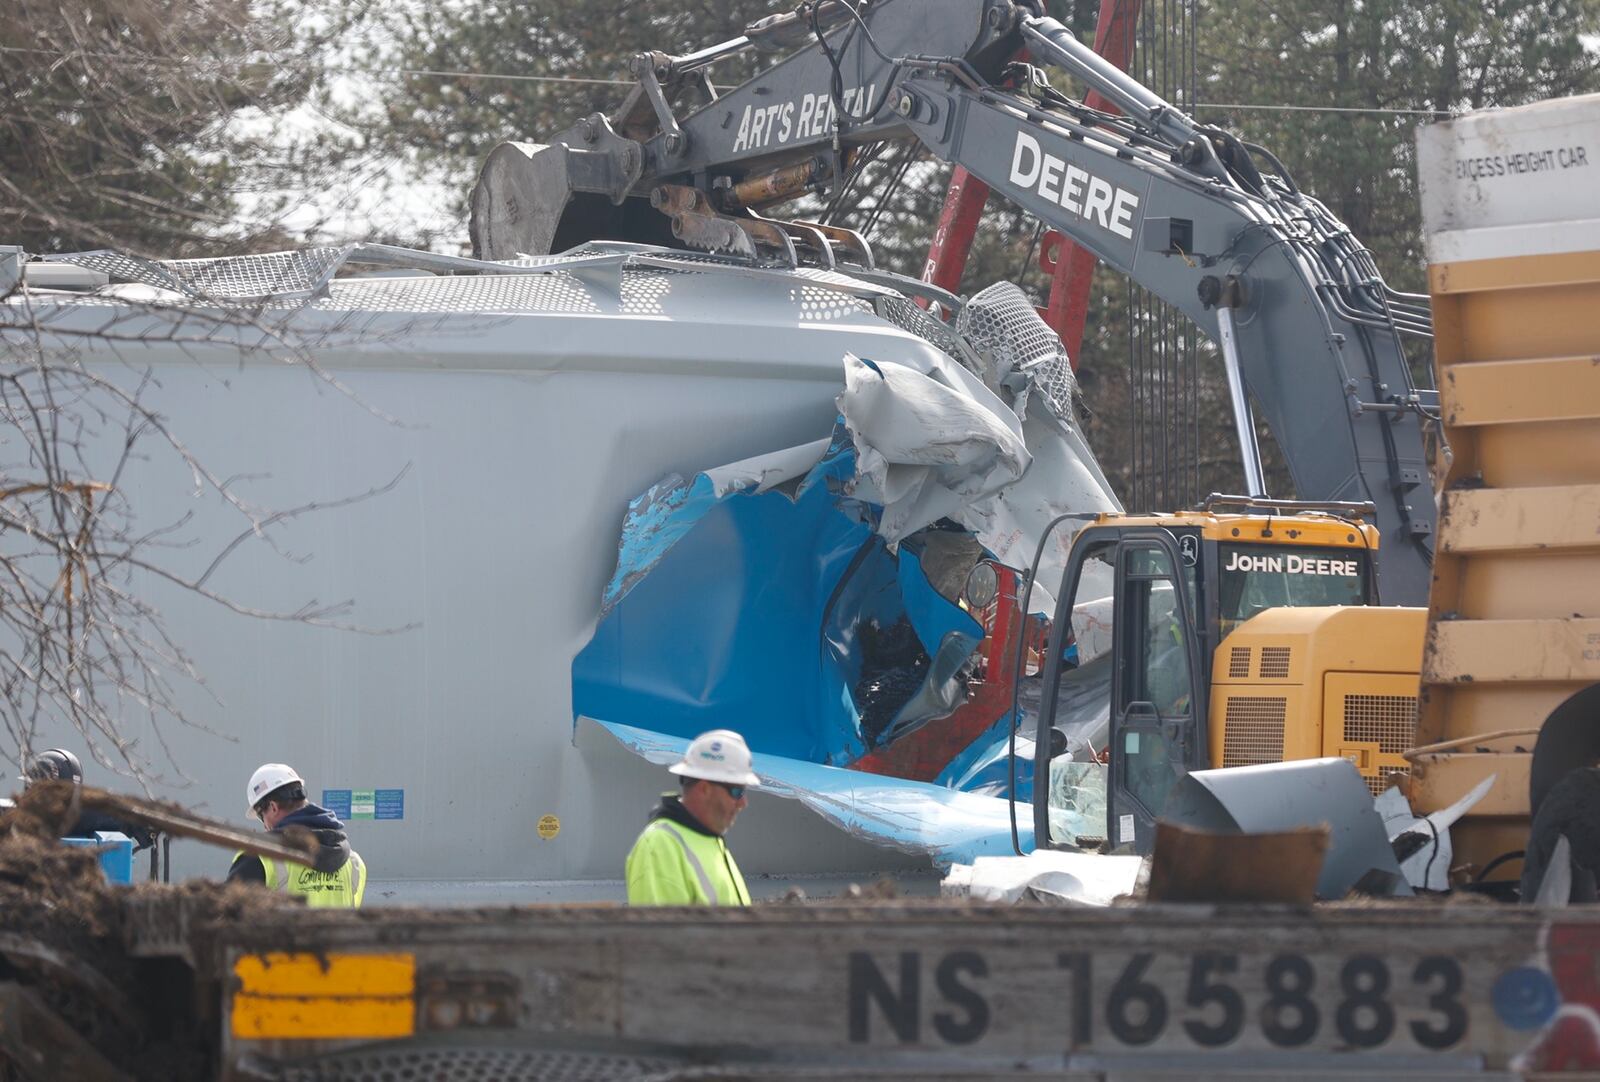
[1021,495,1424,852]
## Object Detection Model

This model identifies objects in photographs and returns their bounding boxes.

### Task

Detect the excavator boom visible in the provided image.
[471,0,1438,603]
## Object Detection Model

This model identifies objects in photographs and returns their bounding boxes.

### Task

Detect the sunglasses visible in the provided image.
[714,782,747,800]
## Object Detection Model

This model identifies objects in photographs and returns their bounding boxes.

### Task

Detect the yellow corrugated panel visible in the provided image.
[1408,752,1531,818]
[1441,356,1600,427]
[1433,282,1600,364]
[231,952,415,1040]
[1425,618,1600,683]
[1415,97,1600,876]
[1440,485,1600,553]
[1429,249,1600,295]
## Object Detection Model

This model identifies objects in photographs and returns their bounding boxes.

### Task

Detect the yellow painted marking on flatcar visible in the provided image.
[231,952,415,1039]
[231,995,415,1040]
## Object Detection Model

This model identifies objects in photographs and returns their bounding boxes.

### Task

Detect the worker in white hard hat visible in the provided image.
[625,730,760,906]
[227,763,367,907]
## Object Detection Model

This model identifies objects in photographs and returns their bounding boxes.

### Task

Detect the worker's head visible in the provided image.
[246,763,307,830]
[668,730,760,836]
[23,748,82,787]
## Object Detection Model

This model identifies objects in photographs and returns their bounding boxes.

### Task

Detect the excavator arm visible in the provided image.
[470,0,1438,603]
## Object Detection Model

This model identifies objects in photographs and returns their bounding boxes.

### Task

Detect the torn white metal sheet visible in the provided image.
[948,281,1122,613]
[838,351,1029,546]
[971,412,1122,616]
[576,276,1124,846]
[839,281,1122,615]
[703,437,833,497]
[1377,774,1496,892]
[1534,835,1575,907]
[941,850,1142,905]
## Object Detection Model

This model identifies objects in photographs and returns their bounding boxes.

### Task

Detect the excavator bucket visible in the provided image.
[468,140,671,260]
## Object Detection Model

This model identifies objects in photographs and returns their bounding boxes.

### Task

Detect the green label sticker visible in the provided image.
[350,789,376,820]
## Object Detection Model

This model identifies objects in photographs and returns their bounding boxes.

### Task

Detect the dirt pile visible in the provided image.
[0,783,142,1074]
[0,783,302,1080]
[0,781,122,934]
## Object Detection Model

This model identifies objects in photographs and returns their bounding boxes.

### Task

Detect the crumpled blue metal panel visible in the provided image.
[574,442,876,764]
[599,436,841,621]
[573,344,1116,858]
[599,471,721,620]
[575,420,984,768]
[592,719,1032,864]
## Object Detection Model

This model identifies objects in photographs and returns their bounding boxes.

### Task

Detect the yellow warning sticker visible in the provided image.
[537,814,561,840]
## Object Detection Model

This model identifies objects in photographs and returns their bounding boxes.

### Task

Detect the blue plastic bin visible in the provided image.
[59,831,135,884]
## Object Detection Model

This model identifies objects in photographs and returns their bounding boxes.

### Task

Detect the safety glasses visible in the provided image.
[716,782,746,800]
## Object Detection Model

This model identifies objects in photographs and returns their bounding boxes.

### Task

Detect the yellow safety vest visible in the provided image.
[236,850,368,908]
[625,819,750,906]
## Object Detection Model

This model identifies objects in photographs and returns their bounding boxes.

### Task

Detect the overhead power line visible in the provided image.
[1194,102,1450,117]
[0,44,1455,115]
[0,45,635,86]
[368,68,632,86]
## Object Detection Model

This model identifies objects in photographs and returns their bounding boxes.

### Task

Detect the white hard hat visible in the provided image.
[668,730,761,787]
[246,763,305,816]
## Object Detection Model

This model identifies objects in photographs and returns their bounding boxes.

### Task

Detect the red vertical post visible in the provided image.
[1045,0,1143,366]
[919,167,991,305]
[919,0,1144,343]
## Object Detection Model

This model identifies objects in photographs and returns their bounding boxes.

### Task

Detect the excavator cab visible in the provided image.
[1027,498,1383,854]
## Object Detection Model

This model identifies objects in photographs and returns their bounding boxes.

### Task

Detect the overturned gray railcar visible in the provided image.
[0,243,1118,898]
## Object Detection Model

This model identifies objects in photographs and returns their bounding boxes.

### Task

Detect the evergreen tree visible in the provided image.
[1199,0,1600,284]
[1,0,359,255]
[349,0,777,233]
[1081,0,1600,501]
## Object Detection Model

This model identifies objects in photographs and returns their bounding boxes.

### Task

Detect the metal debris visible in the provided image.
[942,849,1142,905]
[1162,758,1412,899]
[1376,774,1495,892]
[1145,821,1328,904]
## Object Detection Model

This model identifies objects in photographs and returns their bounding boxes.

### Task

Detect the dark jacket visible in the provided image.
[649,794,717,837]
[227,802,352,884]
